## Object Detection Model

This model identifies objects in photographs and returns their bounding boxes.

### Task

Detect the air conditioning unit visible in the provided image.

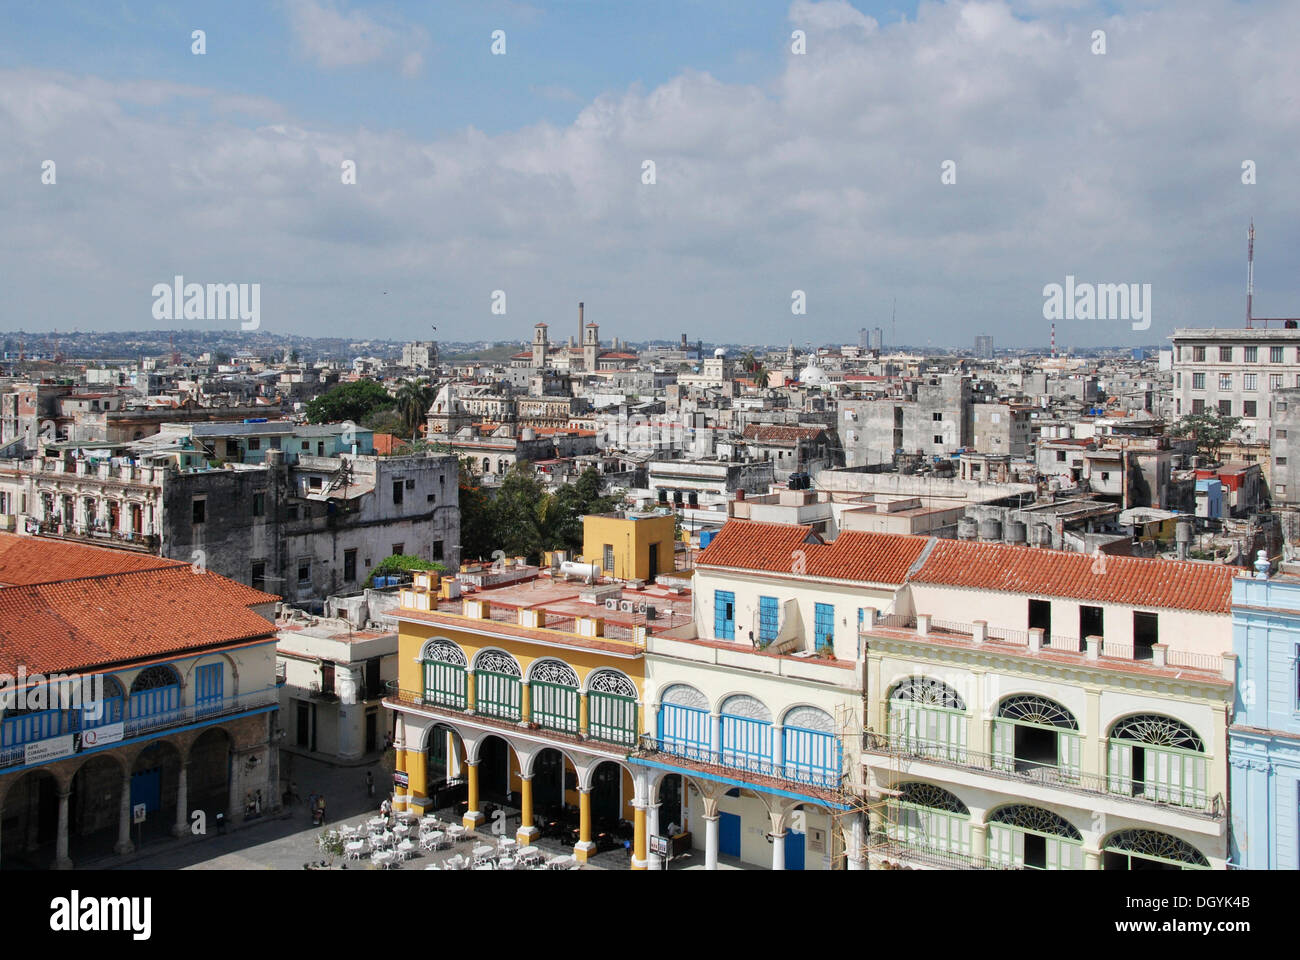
[619,600,635,613]
[604,598,619,610]
[635,601,648,614]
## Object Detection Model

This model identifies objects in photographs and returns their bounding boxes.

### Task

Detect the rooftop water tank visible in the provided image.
[978,518,1003,542]
[1005,520,1027,544]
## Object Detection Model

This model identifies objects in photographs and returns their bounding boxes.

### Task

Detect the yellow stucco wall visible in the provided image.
[582,513,676,581]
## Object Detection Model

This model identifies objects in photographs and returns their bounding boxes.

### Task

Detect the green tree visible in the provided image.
[394,378,436,440]
[492,462,547,560]
[457,460,496,562]
[305,379,394,424]
[362,407,404,435]
[1170,410,1241,462]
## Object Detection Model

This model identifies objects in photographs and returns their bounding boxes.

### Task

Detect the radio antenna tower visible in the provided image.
[1246,220,1255,329]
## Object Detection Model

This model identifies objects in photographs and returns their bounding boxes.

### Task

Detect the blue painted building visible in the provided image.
[1229,571,1300,869]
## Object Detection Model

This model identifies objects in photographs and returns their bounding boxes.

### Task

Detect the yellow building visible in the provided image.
[582,510,676,582]
[385,569,679,867]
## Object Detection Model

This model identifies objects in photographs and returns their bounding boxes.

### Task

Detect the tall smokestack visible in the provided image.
[579,301,584,347]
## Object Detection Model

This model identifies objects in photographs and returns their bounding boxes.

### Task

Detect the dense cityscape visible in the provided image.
[3,0,1288,943]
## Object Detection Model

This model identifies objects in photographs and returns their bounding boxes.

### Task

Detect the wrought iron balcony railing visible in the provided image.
[861,732,1223,818]
[634,734,843,791]
[0,687,280,769]
[384,686,639,750]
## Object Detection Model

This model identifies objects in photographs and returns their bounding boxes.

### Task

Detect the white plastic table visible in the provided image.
[397,839,417,860]
[345,840,366,859]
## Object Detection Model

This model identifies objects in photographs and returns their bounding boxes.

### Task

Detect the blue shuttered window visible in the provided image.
[758,596,779,645]
[814,603,835,653]
[195,663,224,716]
[659,704,710,760]
[714,591,735,640]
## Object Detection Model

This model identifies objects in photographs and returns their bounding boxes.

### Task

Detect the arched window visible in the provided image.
[1103,829,1210,870]
[996,695,1078,729]
[993,695,1080,778]
[783,706,839,787]
[890,677,966,710]
[1107,715,1208,808]
[128,665,181,731]
[422,639,467,709]
[988,804,1083,870]
[588,670,638,747]
[887,677,968,760]
[890,782,972,860]
[720,695,773,773]
[473,650,521,720]
[658,684,710,758]
[529,659,579,734]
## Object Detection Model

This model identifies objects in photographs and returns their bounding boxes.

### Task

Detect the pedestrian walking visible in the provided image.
[365,771,374,798]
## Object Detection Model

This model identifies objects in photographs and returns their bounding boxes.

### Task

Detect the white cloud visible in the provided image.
[285,0,427,74]
[2,0,1299,346]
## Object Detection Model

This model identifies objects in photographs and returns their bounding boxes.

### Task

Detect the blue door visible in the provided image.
[785,829,806,870]
[131,768,161,813]
[719,812,741,858]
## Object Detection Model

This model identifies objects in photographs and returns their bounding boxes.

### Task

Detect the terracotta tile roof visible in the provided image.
[0,534,183,586]
[696,521,927,585]
[912,539,1236,613]
[740,424,826,445]
[0,542,279,675]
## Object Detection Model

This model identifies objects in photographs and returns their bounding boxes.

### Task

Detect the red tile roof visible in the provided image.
[0,535,182,586]
[912,539,1235,613]
[696,521,928,585]
[0,534,279,674]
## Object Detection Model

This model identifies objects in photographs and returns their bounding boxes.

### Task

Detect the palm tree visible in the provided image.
[394,378,435,442]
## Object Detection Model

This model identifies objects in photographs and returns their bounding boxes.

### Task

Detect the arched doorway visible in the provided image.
[131,740,182,845]
[425,723,468,814]
[477,735,514,805]
[69,754,125,860]
[189,727,231,820]
[0,768,59,869]
[993,695,1079,777]
[987,804,1083,869]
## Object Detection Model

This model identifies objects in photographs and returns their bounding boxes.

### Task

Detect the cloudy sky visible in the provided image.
[2,0,1297,349]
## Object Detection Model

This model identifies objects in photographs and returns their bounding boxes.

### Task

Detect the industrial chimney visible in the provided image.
[579,302,584,349]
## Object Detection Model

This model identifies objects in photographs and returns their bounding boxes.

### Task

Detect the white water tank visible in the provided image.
[560,561,601,582]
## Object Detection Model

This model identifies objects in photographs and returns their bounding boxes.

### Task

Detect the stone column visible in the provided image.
[335,665,363,761]
[462,760,482,830]
[227,750,243,827]
[515,775,538,845]
[574,788,596,863]
[646,801,663,870]
[770,811,786,871]
[709,713,721,761]
[772,725,784,773]
[704,814,719,870]
[578,694,589,738]
[632,802,647,870]
[115,770,134,855]
[970,822,989,865]
[171,762,189,838]
[1084,849,1101,870]
[54,787,72,869]
[847,812,866,871]
[393,716,408,811]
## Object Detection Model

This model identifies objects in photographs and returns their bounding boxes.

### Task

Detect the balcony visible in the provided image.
[384,685,637,754]
[632,734,847,805]
[862,732,1225,822]
[0,687,280,769]
[866,835,1013,871]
